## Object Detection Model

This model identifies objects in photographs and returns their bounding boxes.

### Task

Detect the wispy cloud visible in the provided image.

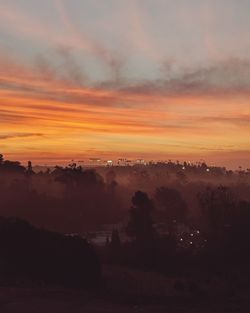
[0,133,44,140]
[120,58,250,97]
[0,1,249,167]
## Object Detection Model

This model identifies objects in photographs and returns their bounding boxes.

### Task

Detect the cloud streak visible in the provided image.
[0,133,44,140]
[0,2,249,167]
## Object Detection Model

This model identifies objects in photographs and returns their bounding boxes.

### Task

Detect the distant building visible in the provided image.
[117,158,132,166]
[135,159,146,165]
[106,160,113,167]
[88,158,101,166]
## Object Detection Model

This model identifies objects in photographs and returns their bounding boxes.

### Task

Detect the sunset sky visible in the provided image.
[0,0,249,168]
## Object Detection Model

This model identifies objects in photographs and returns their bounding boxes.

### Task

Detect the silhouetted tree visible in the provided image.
[0,154,3,165]
[105,235,110,247]
[126,191,157,267]
[106,169,116,185]
[226,200,250,261]
[155,187,187,234]
[0,159,25,173]
[111,229,121,250]
[106,170,118,194]
[27,160,34,175]
[126,191,155,244]
[198,185,235,235]
[54,166,104,193]
[108,229,122,262]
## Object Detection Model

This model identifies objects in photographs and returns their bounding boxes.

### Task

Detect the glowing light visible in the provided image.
[106,160,113,166]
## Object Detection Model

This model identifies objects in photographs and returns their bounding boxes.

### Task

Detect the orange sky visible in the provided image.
[1,58,249,169]
[0,1,250,169]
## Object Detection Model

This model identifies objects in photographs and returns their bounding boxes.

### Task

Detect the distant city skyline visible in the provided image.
[21,156,246,171]
[0,1,249,169]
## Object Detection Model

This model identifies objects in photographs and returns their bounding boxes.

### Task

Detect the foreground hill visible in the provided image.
[0,217,101,288]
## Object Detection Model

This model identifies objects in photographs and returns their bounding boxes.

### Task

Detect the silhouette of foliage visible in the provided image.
[155,187,187,225]
[0,217,101,288]
[126,191,155,244]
